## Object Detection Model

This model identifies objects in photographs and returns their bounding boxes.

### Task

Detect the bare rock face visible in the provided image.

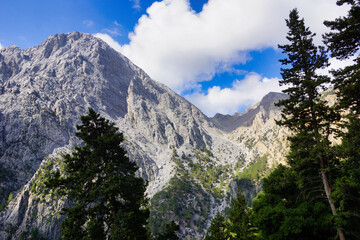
[0,32,290,239]
[0,32,141,205]
[126,76,213,148]
[210,92,288,132]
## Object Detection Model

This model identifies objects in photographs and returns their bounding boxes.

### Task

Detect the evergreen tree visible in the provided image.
[205,194,254,240]
[227,193,255,240]
[251,165,335,240]
[324,0,360,114]
[324,0,360,58]
[204,212,229,240]
[324,1,360,238]
[48,108,149,240]
[331,116,360,239]
[276,9,345,239]
[157,221,180,240]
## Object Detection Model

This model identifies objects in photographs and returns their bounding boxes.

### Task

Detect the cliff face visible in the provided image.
[0,32,290,239]
[0,32,137,200]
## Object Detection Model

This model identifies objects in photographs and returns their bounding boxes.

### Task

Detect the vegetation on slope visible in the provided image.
[149,148,211,237]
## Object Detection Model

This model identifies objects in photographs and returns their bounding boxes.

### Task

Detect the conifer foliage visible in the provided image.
[324,1,360,238]
[204,213,229,240]
[251,165,335,239]
[205,193,254,240]
[265,8,344,239]
[227,193,255,240]
[324,0,360,114]
[49,108,149,240]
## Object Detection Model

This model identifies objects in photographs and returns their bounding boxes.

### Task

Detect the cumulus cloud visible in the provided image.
[96,0,349,115]
[0,43,3,49]
[94,33,123,52]
[116,0,348,92]
[185,73,285,116]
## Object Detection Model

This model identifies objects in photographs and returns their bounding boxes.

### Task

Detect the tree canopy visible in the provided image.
[48,108,149,240]
[324,0,360,114]
[254,8,344,239]
[205,193,255,240]
[324,1,360,238]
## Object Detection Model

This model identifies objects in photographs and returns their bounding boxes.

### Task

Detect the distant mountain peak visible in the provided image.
[210,92,288,132]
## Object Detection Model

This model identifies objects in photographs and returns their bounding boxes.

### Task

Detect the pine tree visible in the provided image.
[331,116,360,239]
[324,0,360,58]
[204,212,229,240]
[276,9,345,239]
[324,0,360,114]
[227,193,255,240]
[324,1,360,238]
[251,165,335,240]
[205,194,254,240]
[157,221,180,240]
[48,108,149,240]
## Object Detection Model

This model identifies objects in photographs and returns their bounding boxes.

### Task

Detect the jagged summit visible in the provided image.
[210,92,288,132]
[0,31,144,117]
[0,31,213,208]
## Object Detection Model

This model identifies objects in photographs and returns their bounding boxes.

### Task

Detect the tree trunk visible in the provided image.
[319,156,346,240]
[312,104,346,240]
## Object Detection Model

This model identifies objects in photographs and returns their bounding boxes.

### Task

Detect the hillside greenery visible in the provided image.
[188,147,232,199]
[149,148,211,237]
[236,154,270,182]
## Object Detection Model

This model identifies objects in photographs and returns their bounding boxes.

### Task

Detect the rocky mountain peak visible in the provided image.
[258,92,288,117]
[210,92,288,132]
[0,31,214,206]
[0,32,143,203]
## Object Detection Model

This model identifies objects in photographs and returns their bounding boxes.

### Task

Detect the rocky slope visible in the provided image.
[0,32,289,239]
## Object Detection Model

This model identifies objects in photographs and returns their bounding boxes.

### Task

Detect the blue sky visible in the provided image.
[0,0,350,116]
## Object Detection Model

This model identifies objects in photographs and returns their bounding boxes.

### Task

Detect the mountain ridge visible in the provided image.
[0,32,289,239]
[210,92,288,132]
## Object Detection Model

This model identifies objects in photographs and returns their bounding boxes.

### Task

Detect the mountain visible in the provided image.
[0,32,289,239]
[210,92,288,132]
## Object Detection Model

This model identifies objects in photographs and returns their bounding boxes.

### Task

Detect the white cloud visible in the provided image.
[94,33,123,52]
[130,0,141,10]
[185,73,285,116]
[0,43,3,49]
[327,57,357,72]
[96,0,349,115]
[316,56,357,77]
[115,0,348,92]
